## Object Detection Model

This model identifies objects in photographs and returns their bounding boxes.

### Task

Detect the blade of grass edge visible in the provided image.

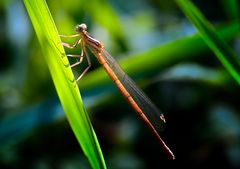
[176,0,240,85]
[23,0,106,169]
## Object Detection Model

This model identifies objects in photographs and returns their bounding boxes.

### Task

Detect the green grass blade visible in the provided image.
[176,0,240,84]
[23,0,106,169]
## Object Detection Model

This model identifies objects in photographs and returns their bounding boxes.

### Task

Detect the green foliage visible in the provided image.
[176,0,240,84]
[23,0,106,169]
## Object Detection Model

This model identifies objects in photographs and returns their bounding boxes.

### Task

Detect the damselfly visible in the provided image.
[60,23,174,159]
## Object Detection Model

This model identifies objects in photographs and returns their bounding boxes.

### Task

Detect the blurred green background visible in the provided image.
[1,0,240,168]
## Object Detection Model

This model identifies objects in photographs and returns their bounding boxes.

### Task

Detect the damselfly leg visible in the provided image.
[60,35,92,81]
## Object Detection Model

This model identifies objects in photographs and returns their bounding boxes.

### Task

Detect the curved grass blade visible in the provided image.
[23,0,106,168]
[176,0,240,84]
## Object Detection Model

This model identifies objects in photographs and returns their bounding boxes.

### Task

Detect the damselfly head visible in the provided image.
[75,23,87,33]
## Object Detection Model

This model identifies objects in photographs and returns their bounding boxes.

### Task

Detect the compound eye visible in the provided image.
[75,23,87,33]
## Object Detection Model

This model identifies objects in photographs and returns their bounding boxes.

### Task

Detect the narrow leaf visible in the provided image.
[23,0,106,168]
[176,0,240,84]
